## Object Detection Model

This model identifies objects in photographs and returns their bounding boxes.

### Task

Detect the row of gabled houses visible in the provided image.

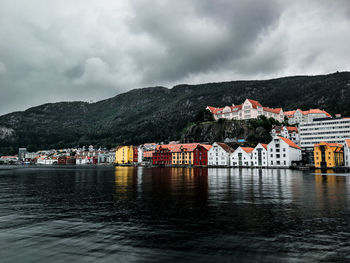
[115,136,302,168]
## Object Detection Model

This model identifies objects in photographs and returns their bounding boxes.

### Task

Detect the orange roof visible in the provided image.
[263,107,282,114]
[286,126,298,133]
[305,109,332,117]
[284,110,296,117]
[207,106,224,114]
[260,143,268,150]
[345,139,350,147]
[278,136,301,149]
[247,99,262,109]
[216,142,235,153]
[315,142,344,148]
[200,144,212,151]
[284,109,331,117]
[157,143,199,153]
[241,147,254,153]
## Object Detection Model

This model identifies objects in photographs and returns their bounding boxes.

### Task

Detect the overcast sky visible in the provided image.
[0,0,349,115]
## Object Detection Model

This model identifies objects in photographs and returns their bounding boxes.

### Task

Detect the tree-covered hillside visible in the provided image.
[0,72,349,154]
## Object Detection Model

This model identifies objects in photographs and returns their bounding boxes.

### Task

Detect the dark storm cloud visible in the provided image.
[127,0,284,82]
[0,0,349,115]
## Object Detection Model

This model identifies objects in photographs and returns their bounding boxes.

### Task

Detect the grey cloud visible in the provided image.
[0,0,349,115]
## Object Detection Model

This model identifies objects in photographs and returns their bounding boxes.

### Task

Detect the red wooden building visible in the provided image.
[152,145,172,165]
[193,144,212,166]
[133,147,138,163]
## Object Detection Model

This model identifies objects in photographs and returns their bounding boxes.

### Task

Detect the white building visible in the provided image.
[284,109,331,124]
[299,118,350,148]
[37,158,57,165]
[344,139,350,168]
[208,142,234,166]
[137,143,157,164]
[267,136,302,167]
[230,147,254,167]
[76,156,92,165]
[207,99,284,122]
[270,126,300,145]
[25,152,39,159]
[252,143,268,167]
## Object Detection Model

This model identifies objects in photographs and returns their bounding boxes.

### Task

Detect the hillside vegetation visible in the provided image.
[0,72,349,154]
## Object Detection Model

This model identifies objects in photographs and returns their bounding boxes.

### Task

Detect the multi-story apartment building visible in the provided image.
[299,118,350,148]
[207,99,284,122]
[251,143,268,167]
[115,146,134,164]
[284,109,331,124]
[313,142,344,169]
[208,142,234,166]
[270,125,300,145]
[230,147,254,167]
[267,136,302,167]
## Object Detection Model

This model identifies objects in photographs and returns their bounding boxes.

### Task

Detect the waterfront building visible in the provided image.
[0,156,19,164]
[267,136,302,167]
[252,143,268,167]
[270,125,300,145]
[137,143,157,163]
[133,147,138,164]
[152,145,172,165]
[299,117,350,148]
[18,148,27,161]
[230,147,254,167]
[284,109,331,124]
[115,146,134,164]
[36,157,57,165]
[208,142,234,166]
[344,139,350,167]
[25,152,39,159]
[171,144,198,165]
[207,99,284,122]
[314,142,344,168]
[193,144,212,166]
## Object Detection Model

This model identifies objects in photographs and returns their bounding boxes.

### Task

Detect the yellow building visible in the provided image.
[115,146,134,164]
[314,142,344,168]
[171,144,197,165]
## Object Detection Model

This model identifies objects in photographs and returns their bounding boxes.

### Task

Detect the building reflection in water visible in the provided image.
[313,169,348,211]
[114,167,138,200]
[114,167,349,216]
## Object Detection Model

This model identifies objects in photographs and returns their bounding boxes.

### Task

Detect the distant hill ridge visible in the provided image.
[0,71,349,154]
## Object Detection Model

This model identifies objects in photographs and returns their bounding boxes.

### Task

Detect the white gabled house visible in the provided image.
[252,143,268,167]
[344,139,350,167]
[208,142,234,166]
[267,136,302,167]
[230,147,254,167]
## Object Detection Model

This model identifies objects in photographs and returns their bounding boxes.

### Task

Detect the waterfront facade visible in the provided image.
[252,143,268,167]
[207,99,284,122]
[230,147,254,167]
[208,142,234,166]
[115,146,134,164]
[267,136,302,167]
[299,118,350,148]
[314,142,344,168]
[152,145,172,165]
[284,109,331,124]
[193,144,212,166]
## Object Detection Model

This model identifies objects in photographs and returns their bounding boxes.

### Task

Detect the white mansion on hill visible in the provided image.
[207,99,285,122]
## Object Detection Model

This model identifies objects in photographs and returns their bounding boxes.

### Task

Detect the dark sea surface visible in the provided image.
[1,167,350,262]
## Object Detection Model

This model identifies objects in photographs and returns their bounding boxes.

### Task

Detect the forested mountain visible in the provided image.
[0,71,349,154]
